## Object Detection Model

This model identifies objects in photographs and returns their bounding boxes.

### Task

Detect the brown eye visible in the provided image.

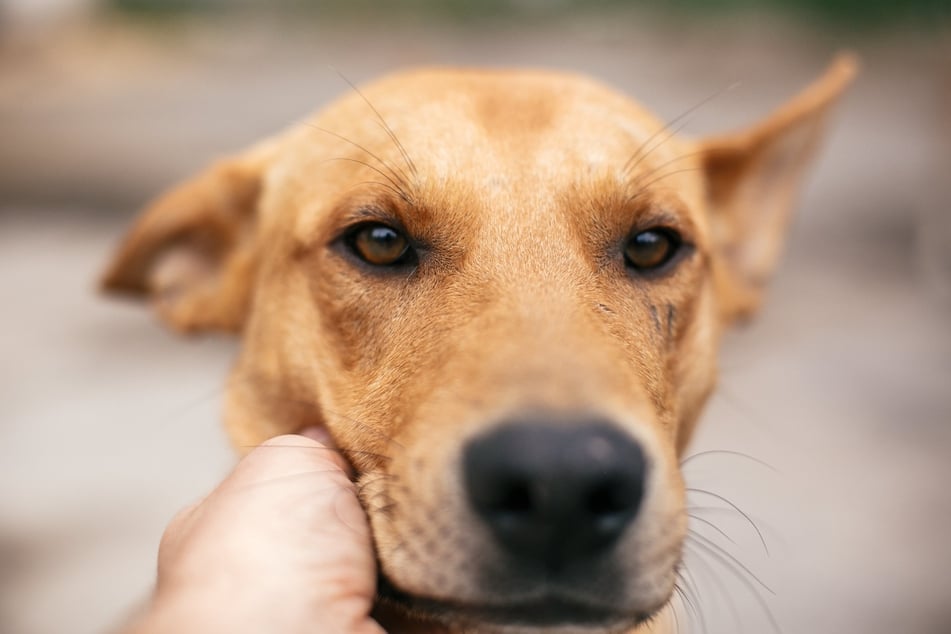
[349,223,411,266]
[624,229,679,271]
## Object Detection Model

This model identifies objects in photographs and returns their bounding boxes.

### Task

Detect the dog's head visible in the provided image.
[103,59,854,633]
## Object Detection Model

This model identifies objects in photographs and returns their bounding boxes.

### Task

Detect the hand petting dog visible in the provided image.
[125,430,383,634]
[106,57,855,633]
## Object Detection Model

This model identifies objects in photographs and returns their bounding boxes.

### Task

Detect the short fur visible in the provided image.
[103,57,855,634]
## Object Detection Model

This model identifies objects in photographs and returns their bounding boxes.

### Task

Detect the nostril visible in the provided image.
[586,479,633,516]
[493,478,533,514]
[464,420,648,567]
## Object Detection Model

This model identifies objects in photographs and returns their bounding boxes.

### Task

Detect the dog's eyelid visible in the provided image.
[626,212,695,247]
[338,205,403,232]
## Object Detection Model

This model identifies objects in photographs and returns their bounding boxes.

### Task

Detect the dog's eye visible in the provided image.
[624,229,680,271]
[347,223,411,266]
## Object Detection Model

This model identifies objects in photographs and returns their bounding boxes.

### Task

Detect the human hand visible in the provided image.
[127,430,384,634]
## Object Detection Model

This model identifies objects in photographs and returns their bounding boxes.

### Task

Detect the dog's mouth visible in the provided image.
[376,572,652,629]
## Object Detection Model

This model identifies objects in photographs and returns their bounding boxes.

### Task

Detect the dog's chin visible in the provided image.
[376,573,656,633]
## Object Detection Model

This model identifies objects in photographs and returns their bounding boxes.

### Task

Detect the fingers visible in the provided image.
[159,428,353,566]
[143,427,381,634]
[157,500,201,569]
[229,428,354,488]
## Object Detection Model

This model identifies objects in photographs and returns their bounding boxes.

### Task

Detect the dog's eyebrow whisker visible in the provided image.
[685,487,770,555]
[373,119,419,179]
[319,156,412,202]
[308,124,414,193]
[683,539,782,634]
[360,96,418,178]
[627,167,703,205]
[627,149,705,191]
[306,123,411,187]
[346,179,414,204]
[623,82,738,179]
[329,67,419,179]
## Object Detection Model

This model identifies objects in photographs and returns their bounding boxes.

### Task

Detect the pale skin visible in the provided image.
[126,430,384,634]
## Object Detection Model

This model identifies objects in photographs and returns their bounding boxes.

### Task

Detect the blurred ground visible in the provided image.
[1,7,950,634]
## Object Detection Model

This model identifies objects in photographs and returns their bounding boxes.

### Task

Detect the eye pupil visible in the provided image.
[351,223,410,266]
[624,229,677,270]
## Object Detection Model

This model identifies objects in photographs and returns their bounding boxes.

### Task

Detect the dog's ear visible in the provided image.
[701,54,857,322]
[100,142,275,334]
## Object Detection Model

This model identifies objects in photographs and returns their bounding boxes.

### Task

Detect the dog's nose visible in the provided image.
[463,420,647,571]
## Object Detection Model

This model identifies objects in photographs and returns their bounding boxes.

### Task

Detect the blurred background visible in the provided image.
[1,1,949,633]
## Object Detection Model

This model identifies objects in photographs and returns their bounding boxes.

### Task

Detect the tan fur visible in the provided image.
[103,56,855,634]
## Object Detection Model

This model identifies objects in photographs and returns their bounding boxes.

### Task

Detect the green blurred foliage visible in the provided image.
[106,0,950,27]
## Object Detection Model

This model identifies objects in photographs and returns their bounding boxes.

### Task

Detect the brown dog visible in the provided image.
[102,57,855,634]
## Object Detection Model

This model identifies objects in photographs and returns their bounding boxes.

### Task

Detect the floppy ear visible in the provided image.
[100,142,275,334]
[702,54,857,322]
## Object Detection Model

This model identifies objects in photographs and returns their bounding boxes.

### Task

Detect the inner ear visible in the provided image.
[101,143,274,334]
[701,54,857,322]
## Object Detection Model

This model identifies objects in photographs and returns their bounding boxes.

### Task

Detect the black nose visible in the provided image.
[463,420,647,572]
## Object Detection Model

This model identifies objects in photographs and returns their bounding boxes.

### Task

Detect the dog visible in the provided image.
[101,56,855,634]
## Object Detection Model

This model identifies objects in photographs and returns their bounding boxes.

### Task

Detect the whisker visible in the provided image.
[374,119,418,178]
[345,179,414,203]
[673,585,704,634]
[678,565,709,634]
[688,513,737,545]
[668,593,682,634]
[330,66,419,178]
[630,149,705,189]
[684,542,745,633]
[682,449,778,473]
[685,487,770,555]
[677,566,708,632]
[627,167,703,204]
[687,531,774,595]
[319,156,412,202]
[622,82,739,178]
[308,124,413,192]
[684,540,782,633]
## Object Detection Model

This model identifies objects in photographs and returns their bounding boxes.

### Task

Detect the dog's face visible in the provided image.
[103,61,853,633]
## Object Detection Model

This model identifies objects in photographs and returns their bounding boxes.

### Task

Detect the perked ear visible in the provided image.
[702,53,857,322]
[100,141,276,334]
